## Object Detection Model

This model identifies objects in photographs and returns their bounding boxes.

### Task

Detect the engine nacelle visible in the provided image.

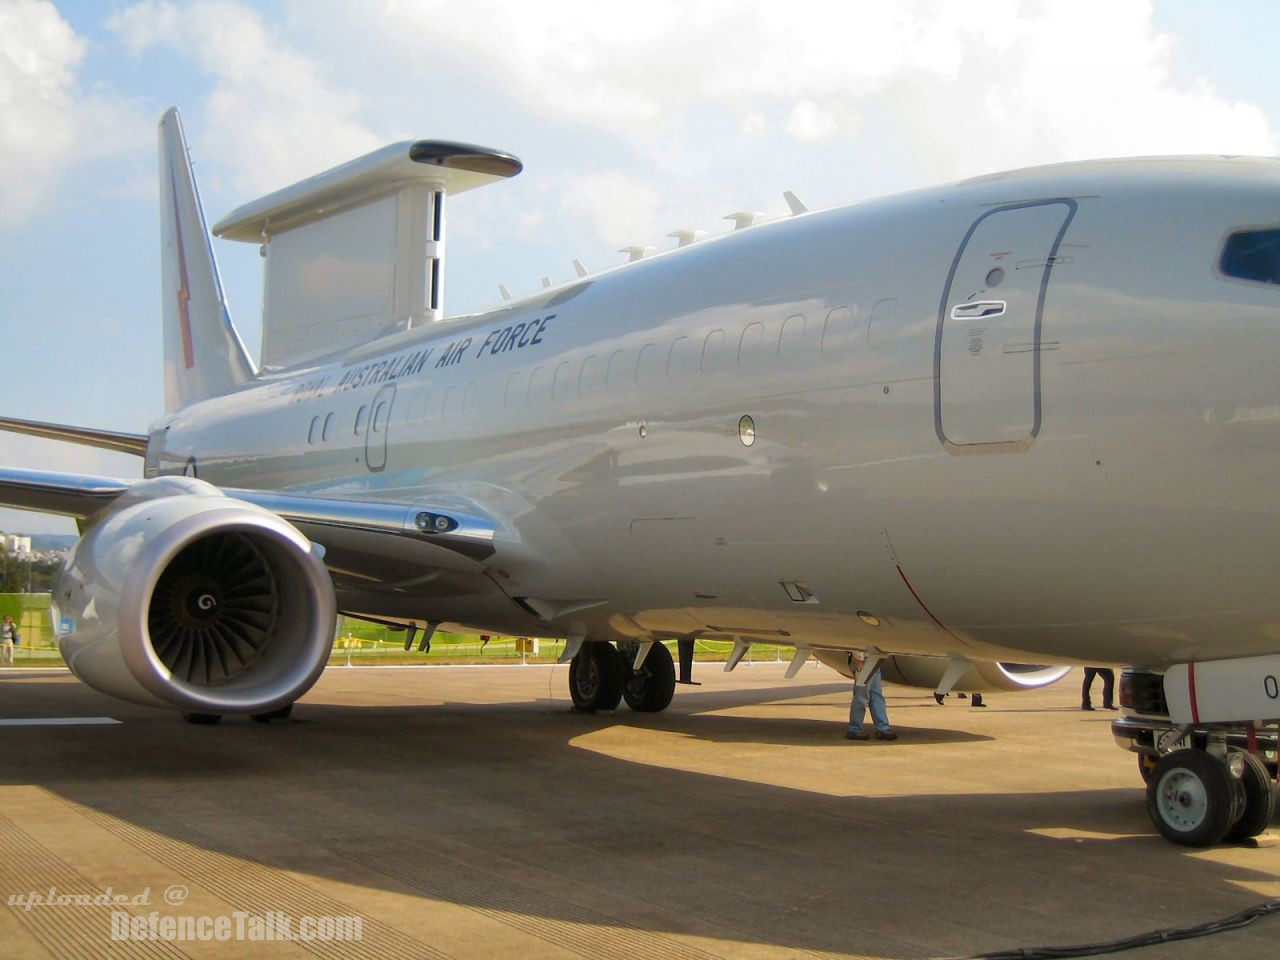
[811,650,1070,691]
[54,476,336,715]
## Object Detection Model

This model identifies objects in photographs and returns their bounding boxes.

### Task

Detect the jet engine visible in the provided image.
[811,650,1070,691]
[54,476,336,716]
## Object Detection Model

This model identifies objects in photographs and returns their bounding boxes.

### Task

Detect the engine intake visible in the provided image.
[56,477,336,715]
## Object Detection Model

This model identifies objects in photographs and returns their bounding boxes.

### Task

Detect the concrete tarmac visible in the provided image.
[2,662,1278,959]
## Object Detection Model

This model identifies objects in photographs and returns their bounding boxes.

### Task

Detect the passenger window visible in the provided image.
[321,412,334,441]
[667,336,695,379]
[635,343,661,384]
[421,389,436,420]
[738,322,764,369]
[778,314,806,360]
[552,361,572,401]
[822,307,853,352]
[606,349,628,389]
[526,366,546,404]
[578,355,598,395]
[462,381,478,416]
[441,385,457,418]
[701,329,726,374]
[354,405,367,435]
[504,372,522,407]
[307,415,319,444]
[1221,229,1280,286]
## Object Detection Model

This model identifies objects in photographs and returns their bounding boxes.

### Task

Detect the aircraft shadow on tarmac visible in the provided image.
[2,676,1279,959]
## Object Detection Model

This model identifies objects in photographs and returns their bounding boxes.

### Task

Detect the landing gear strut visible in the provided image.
[622,642,676,712]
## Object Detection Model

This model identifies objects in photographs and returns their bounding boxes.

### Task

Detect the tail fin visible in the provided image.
[159,107,256,412]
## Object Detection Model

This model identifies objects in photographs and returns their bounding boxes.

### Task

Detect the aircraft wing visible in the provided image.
[0,415,149,456]
[0,467,496,562]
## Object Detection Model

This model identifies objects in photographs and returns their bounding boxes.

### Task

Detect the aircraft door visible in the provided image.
[365,383,395,472]
[935,199,1076,452]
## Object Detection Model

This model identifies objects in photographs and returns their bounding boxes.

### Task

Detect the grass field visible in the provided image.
[0,595,794,668]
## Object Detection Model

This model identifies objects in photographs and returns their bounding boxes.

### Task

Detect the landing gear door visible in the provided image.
[365,384,395,473]
[935,199,1076,453]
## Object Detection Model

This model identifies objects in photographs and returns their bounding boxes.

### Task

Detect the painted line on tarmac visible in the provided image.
[0,717,121,726]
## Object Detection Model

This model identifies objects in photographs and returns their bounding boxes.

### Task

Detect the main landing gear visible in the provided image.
[569,641,677,713]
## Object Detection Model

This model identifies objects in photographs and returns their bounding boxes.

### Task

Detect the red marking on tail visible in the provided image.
[169,170,195,370]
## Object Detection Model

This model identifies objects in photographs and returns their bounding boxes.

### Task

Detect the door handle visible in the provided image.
[950,300,1006,320]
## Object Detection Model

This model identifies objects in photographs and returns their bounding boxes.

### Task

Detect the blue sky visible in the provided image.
[2,0,1279,533]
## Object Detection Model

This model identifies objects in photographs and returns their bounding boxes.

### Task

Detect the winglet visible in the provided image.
[159,108,256,413]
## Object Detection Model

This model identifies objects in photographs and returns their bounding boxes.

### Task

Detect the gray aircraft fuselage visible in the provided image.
[147,156,1280,670]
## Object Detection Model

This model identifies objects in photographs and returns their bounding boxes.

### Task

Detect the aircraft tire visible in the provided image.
[623,642,676,713]
[569,642,624,712]
[1224,752,1276,843]
[181,712,222,725]
[1146,749,1236,847]
[251,704,294,724]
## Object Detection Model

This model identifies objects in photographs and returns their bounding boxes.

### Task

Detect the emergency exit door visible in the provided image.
[935,199,1076,452]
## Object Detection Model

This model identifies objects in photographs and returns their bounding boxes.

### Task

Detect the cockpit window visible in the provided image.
[1221,228,1280,286]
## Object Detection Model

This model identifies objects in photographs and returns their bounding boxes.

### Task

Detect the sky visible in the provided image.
[2,0,1279,534]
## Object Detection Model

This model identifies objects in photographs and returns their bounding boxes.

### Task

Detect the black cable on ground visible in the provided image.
[935,899,1280,960]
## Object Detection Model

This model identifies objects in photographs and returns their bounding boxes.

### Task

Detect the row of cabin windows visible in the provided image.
[306,400,382,444]
[306,301,893,438]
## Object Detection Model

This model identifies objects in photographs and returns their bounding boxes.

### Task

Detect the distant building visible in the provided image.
[2,535,32,558]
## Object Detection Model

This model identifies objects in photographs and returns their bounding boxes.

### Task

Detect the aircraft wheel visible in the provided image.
[1224,752,1276,843]
[251,704,294,724]
[181,712,222,725]
[1146,749,1235,847]
[569,642,623,712]
[623,642,676,713]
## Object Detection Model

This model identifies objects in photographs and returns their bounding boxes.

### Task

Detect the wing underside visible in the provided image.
[0,467,496,562]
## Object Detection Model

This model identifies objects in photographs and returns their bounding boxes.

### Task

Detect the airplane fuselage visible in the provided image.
[147,156,1280,669]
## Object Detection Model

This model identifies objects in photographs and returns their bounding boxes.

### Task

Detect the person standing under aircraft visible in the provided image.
[1,615,16,666]
[847,651,897,741]
[1081,666,1116,711]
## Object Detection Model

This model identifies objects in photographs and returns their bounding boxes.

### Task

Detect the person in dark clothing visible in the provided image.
[1081,666,1115,710]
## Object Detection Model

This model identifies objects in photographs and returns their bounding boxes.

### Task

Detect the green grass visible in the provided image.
[0,596,796,668]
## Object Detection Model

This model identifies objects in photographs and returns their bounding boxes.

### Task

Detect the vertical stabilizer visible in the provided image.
[159,108,256,412]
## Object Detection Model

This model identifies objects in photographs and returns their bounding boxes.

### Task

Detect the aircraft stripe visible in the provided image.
[1187,662,1200,724]
[896,563,964,643]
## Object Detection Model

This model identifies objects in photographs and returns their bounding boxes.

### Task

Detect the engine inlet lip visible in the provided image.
[117,505,334,714]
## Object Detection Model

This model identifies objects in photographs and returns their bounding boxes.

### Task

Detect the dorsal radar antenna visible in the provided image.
[498,284,512,300]
[212,140,521,367]
[572,258,589,278]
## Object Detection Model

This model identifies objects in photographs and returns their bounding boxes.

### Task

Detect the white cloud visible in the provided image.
[343,0,1275,167]
[786,100,838,142]
[109,0,382,198]
[559,171,662,249]
[0,2,150,228]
